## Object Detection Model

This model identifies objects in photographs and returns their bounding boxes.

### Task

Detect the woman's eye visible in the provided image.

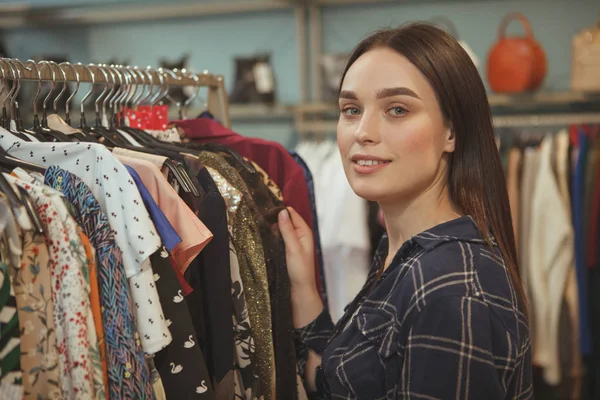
[341,107,361,116]
[388,107,407,116]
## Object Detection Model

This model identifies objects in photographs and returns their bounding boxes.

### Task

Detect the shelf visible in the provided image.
[293,91,600,115]
[168,103,295,121]
[0,0,400,28]
[0,0,293,28]
[166,90,600,122]
[294,112,600,133]
[487,91,600,107]
[229,104,295,120]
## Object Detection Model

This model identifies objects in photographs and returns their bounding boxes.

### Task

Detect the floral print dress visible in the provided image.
[6,174,105,400]
[10,231,62,399]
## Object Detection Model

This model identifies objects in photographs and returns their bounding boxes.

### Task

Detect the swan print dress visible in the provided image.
[150,248,215,399]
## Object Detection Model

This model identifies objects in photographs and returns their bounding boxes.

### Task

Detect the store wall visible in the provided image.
[1,0,598,146]
[322,0,598,93]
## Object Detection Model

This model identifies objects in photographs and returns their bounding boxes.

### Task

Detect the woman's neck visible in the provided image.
[380,186,462,269]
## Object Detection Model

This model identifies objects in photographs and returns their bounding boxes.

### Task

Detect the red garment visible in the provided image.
[172,117,322,292]
[170,256,194,296]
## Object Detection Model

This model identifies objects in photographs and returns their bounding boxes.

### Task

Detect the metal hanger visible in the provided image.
[110,65,131,128]
[161,67,184,119]
[9,59,45,141]
[116,67,198,196]
[116,67,161,147]
[5,59,22,129]
[179,68,200,120]
[81,64,125,147]
[74,62,99,142]
[35,61,73,142]
[25,59,43,132]
[0,59,28,139]
[56,61,97,142]
[52,62,69,116]
[118,68,161,147]
[104,65,134,145]
[156,67,199,195]
[0,63,47,232]
[59,61,78,126]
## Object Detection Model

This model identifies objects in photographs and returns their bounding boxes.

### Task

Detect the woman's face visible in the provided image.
[337,47,455,204]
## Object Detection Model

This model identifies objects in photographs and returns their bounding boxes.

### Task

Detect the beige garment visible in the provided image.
[7,222,61,398]
[213,370,234,400]
[527,136,574,384]
[506,147,522,246]
[519,147,541,293]
[555,130,582,399]
[152,379,166,400]
[47,114,84,135]
[112,147,170,178]
[114,154,213,274]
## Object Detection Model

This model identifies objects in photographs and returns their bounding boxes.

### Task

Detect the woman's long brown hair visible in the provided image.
[339,23,527,310]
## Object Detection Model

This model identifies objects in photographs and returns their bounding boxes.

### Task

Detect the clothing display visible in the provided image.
[0,60,324,400]
[172,117,327,303]
[498,125,600,400]
[3,51,597,400]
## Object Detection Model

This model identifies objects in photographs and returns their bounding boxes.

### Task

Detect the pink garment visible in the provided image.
[114,153,213,274]
[112,147,170,179]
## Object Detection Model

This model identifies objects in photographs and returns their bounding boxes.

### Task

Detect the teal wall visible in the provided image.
[1,0,598,146]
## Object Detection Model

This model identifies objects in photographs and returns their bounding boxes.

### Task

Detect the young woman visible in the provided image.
[278,23,533,399]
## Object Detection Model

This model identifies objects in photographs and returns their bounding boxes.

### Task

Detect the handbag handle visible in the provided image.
[498,12,535,40]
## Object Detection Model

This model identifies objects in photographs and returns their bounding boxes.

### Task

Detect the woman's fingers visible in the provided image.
[278,208,301,254]
[287,207,310,231]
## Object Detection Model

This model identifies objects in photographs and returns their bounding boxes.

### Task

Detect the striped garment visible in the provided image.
[44,166,154,400]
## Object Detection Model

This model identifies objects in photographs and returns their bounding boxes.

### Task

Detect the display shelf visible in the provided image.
[293,91,600,115]
[0,0,399,28]
[293,112,600,134]
[0,0,292,28]
[168,90,600,122]
[169,103,296,121]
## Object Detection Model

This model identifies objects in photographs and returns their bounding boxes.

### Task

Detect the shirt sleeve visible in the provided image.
[404,296,514,400]
[294,309,335,395]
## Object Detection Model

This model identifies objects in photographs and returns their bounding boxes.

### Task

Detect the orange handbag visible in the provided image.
[487,12,547,93]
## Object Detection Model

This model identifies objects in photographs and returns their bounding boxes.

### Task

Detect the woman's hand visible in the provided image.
[278,207,316,290]
[278,208,324,328]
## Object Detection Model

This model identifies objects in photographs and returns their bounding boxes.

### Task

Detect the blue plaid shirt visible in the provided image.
[296,216,533,399]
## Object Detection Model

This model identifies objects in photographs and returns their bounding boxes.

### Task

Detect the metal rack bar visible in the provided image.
[0,59,223,88]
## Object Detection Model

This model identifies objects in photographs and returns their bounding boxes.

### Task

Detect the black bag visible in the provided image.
[229,53,276,105]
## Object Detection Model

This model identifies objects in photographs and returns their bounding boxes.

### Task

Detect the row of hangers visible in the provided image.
[0,58,237,236]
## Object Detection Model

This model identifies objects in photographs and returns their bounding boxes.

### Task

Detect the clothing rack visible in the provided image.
[0,58,231,128]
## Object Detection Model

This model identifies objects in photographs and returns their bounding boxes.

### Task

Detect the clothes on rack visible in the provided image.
[499,123,600,400]
[172,117,327,304]
[0,60,324,400]
[295,139,371,323]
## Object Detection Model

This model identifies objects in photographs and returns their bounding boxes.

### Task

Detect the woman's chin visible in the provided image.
[350,184,391,203]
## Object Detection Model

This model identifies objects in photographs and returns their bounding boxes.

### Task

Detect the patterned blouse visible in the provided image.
[296,216,533,399]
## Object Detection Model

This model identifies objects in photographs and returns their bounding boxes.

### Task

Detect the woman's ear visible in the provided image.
[444,126,456,153]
